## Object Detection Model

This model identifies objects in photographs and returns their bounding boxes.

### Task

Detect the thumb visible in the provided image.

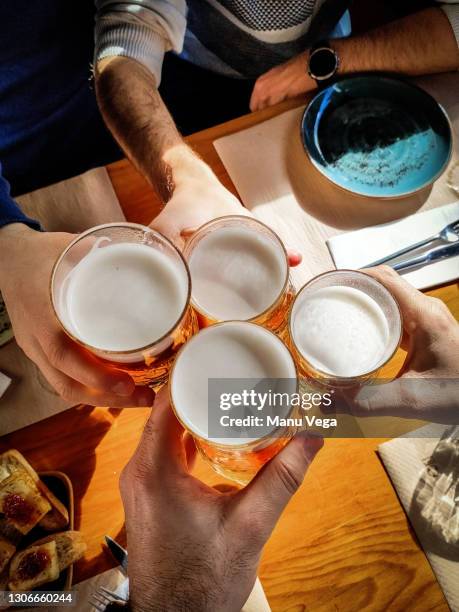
[233,435,323,541]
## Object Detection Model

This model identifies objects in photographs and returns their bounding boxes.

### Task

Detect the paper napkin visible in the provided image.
[379,425,459,610]
[327,201,459,290]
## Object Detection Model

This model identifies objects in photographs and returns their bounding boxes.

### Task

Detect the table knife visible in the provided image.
[391,241,459,272]
[105,535,128,573]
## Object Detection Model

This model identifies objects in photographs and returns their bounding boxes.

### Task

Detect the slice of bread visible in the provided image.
[0,519,22,547]
[8,541,59,592]
[0,535,15,574]
[33,531,86,572]
[0,471,51,535]
[0,451,68,530]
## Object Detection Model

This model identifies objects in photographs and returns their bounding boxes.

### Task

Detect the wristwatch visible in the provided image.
[307,41,339,86]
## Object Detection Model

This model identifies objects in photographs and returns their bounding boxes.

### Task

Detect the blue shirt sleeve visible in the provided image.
[0,162,41,231]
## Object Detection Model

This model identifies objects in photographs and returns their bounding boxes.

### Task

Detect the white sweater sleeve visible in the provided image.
[438,1,459,49]
[94,0,187,85]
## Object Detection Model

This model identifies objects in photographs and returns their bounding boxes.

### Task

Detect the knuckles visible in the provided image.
[426,296,455,329]
[52,377,77,402]
[47,338,67,368]
[272,457,304,496]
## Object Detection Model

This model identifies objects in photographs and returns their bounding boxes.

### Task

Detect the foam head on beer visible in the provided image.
[171,321,296,444]
[56,241,189,353]
[186,218,287,321]
[291,272,402,378]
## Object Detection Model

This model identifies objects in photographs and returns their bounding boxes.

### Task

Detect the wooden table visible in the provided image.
[1,99,458,611]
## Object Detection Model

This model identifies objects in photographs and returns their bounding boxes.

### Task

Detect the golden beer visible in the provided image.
[170,321,298,485]
[184,216,295,336]
[288,270,403,388]
[51,223,198,390]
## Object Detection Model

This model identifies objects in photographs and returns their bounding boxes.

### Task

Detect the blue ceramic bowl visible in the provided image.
[301,76,452,198]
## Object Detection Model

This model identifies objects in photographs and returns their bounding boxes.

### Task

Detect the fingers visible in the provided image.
[183,432,197,470]
[181,227,199,240]
[249,84,262,112]
[286,248,302,267]
[363,267,424,324]
[129,386,188,479]
[41,330,135,396]
[351,376,459,424]
[363,266,456,342]
[31,341,154,407]
[150,217,183,250]
[233,435,323,541]
[339,379,415,418]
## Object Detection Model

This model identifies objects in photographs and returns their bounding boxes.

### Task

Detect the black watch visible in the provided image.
[307,40,339,86]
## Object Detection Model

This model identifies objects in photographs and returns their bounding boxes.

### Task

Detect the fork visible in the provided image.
[363,218,459,268]
[90,586,127,610]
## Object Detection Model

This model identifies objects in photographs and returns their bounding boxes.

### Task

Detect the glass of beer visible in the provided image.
[183,216,295,336]
[51,222,198,389]
[170,321,298,485]
[288,270,403,387]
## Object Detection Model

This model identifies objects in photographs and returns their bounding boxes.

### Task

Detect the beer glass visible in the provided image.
[170,321,298,485]
[288,270,403,388]
[183,216,295,336]
[51,223,198,389]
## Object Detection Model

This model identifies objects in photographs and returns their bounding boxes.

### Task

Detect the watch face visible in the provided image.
[309,48,338,80]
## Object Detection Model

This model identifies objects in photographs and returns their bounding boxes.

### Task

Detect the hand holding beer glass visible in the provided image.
[288,270,403,387]
[51,223,198,391]
[170,321,298,485]
[184,216,295,335]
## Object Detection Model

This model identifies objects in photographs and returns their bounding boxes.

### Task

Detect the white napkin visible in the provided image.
[213,72,459,291]
[63,569,270,611]
[379,426,459,611]
[327,201,459,290]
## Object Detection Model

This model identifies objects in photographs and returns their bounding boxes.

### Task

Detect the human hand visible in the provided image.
[250,52,316,112]
[150,168,250,250]
[0,224,154,407]
[120,388,323,612]
[341,266,459,424]
[150,153,301,265]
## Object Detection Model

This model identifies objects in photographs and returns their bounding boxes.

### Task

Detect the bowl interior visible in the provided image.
[301,75,452,198]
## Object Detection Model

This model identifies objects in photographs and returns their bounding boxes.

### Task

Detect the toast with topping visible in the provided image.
[0,472,51,535]
[0,450,68,530]
[8,541,59,592]
[8,531,86,591]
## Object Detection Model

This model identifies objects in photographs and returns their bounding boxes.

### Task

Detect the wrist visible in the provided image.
[162,144,217,189]
[0,223,37,279]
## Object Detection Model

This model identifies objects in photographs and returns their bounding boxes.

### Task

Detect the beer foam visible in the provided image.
[292,285,390,377]
[188,226,286,320]
[171,322,296,443]
[59,242,188,352]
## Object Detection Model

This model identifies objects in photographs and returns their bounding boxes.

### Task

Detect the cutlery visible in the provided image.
[90,586,127,611]
[105,535,128,573]
[390,241,459,273]
[363,219,459,268]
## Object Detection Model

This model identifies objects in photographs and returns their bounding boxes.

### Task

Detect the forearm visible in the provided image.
[95,56,212,202]
[334,7,459,77]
